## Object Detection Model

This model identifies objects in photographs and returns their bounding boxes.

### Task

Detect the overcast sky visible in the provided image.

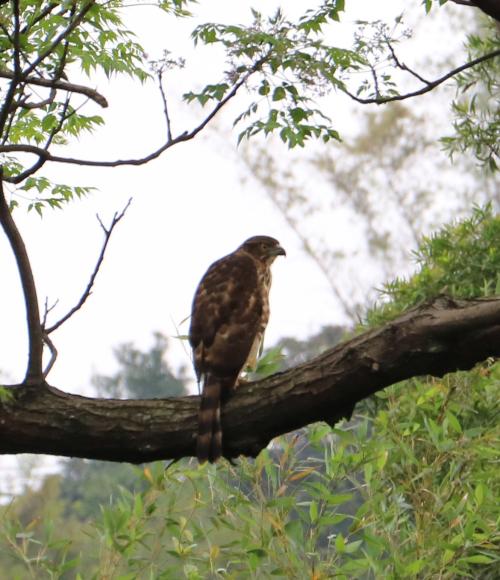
[0,0,477,488]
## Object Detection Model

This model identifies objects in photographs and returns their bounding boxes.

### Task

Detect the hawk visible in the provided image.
[189,235,286,463]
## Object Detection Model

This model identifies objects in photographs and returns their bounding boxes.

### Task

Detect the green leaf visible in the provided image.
[272,86,286,101]
[309,500,318,523]
[284,520,303,545]
[335,532,345,553]
[474,483,487,506]
[461,554,495,564]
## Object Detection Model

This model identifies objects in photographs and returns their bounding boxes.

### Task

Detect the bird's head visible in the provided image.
[240,235,286,264]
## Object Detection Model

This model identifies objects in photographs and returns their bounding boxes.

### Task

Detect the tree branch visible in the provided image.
[0,0,21,135]
[342,48,500,105]
[0,169,43,383]
[1,295,500,462]
[0,70,108,108]
[0,54,269,178]
[45,199,132,334]
[42,332,57,378]
[451,0,500,22]
[157,70,173,142]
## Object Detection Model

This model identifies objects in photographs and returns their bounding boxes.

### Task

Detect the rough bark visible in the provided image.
[1,295,500,463]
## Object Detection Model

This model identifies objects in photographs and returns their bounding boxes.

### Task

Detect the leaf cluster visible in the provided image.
[441,24,500,171]
[185,3,361,148]
[367,204,500,325]
[0,1,158,211]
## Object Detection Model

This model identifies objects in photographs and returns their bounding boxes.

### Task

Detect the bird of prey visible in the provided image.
[189,235,286,463]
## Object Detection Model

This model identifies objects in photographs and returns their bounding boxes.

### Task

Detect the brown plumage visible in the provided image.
[189,235,286,463]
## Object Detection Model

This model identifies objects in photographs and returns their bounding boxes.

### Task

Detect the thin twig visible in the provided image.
[0,168,44,382]
[370,64,380,99]
[158,70,173,142]
[342,48,500,105]
[13,96,75,183]
[42,296,59,327]
[387,41,431,85]
[16,91,57,110]
[45,198,133,334]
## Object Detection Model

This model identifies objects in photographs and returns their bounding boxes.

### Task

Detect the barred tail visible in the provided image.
[197,375,233,463]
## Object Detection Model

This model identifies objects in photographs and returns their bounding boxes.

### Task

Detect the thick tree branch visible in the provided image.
[0,0,21,135]
[343,48,500,105]
[0,170,43,383]
[1,295,500,462]
[451,0,500,22]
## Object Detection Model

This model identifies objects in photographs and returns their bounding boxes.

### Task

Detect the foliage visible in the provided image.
[0,386,14,402]
[422,0,449,14]
[186,4,356,148]
[367,204,500,325]
[0,0,151,210]
[441,21,500,171]
[0,0,496,219]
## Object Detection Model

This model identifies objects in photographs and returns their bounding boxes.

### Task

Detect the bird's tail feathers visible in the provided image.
[197,374,233,463]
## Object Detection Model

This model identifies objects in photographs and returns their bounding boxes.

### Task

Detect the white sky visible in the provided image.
[0,0,480,486]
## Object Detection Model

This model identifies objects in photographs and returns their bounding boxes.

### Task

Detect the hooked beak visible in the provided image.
[270,245,286,257]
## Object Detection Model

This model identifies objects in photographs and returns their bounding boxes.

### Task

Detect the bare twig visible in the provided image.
[342,48,500,105]
[0,168,43,383]
[42,296,59,327]
[158,70,173,142]
[16,90,57,110]
[45,198,133,334]
[387,41,431,85]
[370,64,381,99]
